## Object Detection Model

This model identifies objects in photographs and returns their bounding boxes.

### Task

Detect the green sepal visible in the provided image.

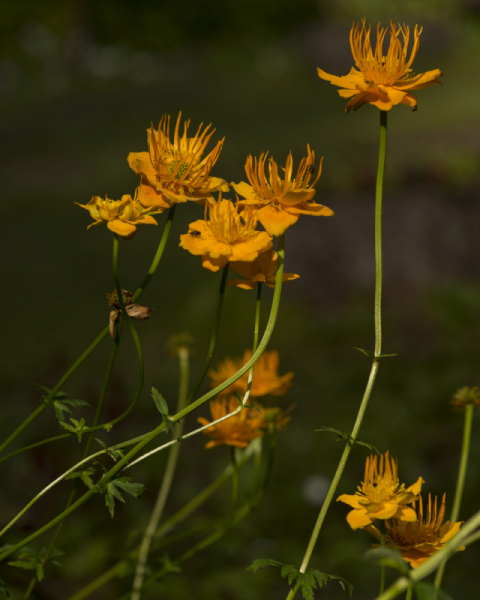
[315,427,379,454]
[152,388,169,415]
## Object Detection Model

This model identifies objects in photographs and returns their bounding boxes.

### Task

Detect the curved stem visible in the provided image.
[0,327,109,456]
[0,434,71,465]
[174,236,284,423]
[434,403,475,590]
[131,347,190,600]
[67,446,257,600]
[0,207,176,456]
[187,264,229,404]
[285,112,387,599]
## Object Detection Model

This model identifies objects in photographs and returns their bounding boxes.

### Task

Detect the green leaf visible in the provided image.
[61,418,87,442]
[364,547,409,575]
[282,565,300,586]
[313,572,353,597]
[414,582,453,600]
[7,546,64,582]
[158,553,182,573]
[65,468,95,489]
[315,427,379,454]
[0,578,10,598]
[354,348,397,359]
[36,385,89,424]
[152,388,169,415]
[95,438,124,462]
[246,558,283,573]
[98,475,145,518]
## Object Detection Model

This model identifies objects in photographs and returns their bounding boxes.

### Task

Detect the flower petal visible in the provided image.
[232,181,257,199]
[287,202,334,217]
[107,220,136,238]
[395,69,443,90]
[337,494,363,509]
[257,205,299,236]
[202,255,229,272]
[347,508,374,530]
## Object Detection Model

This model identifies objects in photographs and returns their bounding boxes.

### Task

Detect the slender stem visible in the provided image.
[0,327,108,456]
[187,264,229,404]
[0,421,167,562]
[380,524,386,594]
[405,587,412,600]
[0,207,176,456]
[228,448,239,524]
[131,205,176,302]
[285,112,387,600]
[67,446,257,600]
[131,347,190,600]
[0,434,71,464]
[174,236,284,423]
[434,403,475,590]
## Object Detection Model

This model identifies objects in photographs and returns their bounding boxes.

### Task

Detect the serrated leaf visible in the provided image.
[315,427,379,454]
[414,582,453,600]
[281,565,300,586]
[365,547,409,575]
[0,578,10,599]
[246,558,283,573]
[314,572,353,597]
[65,468,95,489]
[99,476,145,518]
[95,438,124,462]
[7,546,64,581]
[152,388,169,415]
[61,418,87,442]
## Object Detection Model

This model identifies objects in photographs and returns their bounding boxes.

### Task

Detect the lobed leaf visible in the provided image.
[246,558,284,573]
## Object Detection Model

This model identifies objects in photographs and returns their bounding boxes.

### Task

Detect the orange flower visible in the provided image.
[76,195,157,239]
[209,350,294,398]
[233,148,333,236]
[337,451,424,530]
[198,396,264,449]
[318,21,443,113]
[365,494,464,568]
[179,197,273,272]
[128,112,228,206]
[228,248,299,290]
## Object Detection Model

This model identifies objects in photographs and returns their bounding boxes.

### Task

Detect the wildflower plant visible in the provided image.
[1,17,480,600]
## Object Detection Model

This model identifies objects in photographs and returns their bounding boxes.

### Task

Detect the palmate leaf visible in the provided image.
[315,426,380,454]
[61,417,88,442]
[0,577,10,599]
[7,546,65,582]
[65,467,96,489]
[36,384,89,424]
[98,475,145,518]
[246,559,352,597]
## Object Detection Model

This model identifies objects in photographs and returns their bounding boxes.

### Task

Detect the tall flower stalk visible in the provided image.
[285,111,388,599]
[131,346,190,600]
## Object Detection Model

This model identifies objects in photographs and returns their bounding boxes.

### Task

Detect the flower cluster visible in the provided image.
[338,452,463,568]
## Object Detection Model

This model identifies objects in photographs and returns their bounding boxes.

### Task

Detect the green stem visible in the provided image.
[174,236,284,423]
[0,327,108,456]
[131,205,176,302]
[405,587,412,600]
[187,264,229,404]
[0,206,176,456]
[380,524,386,594]
[67,445,257,600]
[285,111,387,600]
[0,434,71,464]
[131,347,190,600]
[434,403,475,590]
[0,421,167,562]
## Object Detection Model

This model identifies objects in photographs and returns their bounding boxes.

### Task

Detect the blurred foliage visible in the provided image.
[1,0,480,598]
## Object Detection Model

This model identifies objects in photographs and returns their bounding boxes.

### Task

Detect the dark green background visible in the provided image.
[1,0,479,598]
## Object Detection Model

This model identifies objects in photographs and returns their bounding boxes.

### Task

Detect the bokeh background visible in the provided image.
[1,0,480,598]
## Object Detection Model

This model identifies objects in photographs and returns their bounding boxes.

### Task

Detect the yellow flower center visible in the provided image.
[351,21,422,86]
[205,200,258,244]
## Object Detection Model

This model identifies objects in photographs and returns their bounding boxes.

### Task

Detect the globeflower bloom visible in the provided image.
[198,396,264,449]
[228,249,299,290]
[76,195,157,239]
[233,149,333,237]
[128,112,228,206]
[318,21,443,113]
[365,494,464,568]
[209,350,294,398]
[179,197,273,272]
[337,451,424,530]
